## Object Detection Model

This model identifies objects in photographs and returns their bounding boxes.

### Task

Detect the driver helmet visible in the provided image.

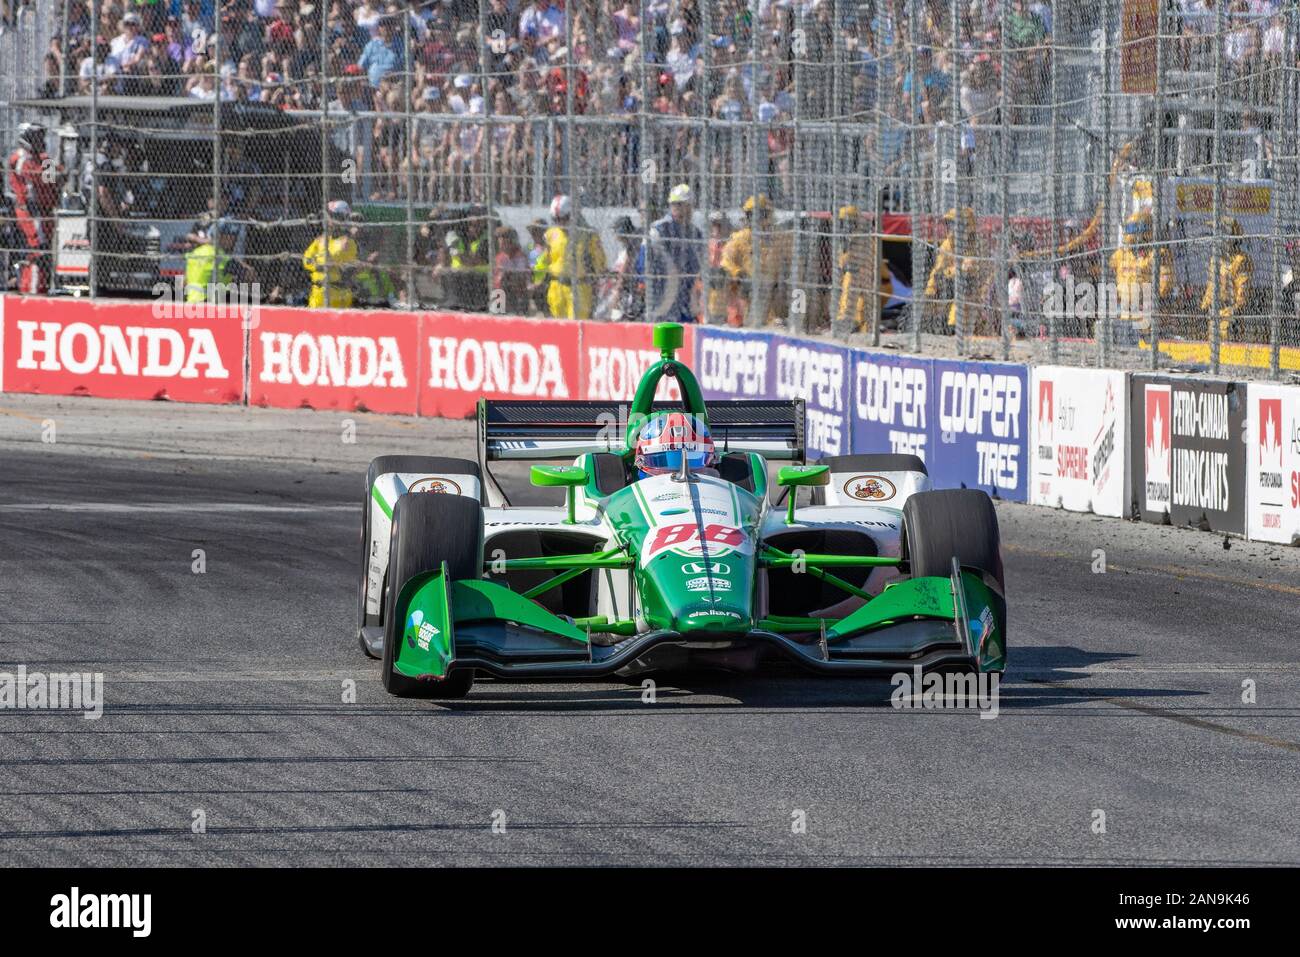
[634,412,716,477]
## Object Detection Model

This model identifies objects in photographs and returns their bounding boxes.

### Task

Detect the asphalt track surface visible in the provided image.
[1,394,1298,867]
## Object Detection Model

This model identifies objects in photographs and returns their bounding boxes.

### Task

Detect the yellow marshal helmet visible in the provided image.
[838,204,861,220]
[668,183,692,205]
[742,194,771,213]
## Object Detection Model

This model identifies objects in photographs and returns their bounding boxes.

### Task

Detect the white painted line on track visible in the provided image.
[1052,663,1300,674]
[0,504,354,513]
[99,670,371,682]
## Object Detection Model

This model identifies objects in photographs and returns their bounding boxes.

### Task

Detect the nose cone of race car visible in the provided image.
[641,551,756,635]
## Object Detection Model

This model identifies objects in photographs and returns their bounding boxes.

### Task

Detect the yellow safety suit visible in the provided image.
[1199,248,1253,339]
[1108,245,1174,324]
[924,237,982,329]
[719,225,791,324]
[533,225,606,319]
[303,233,358,308]
[838,240,894,331]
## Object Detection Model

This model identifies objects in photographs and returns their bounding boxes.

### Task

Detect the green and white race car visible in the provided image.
[357,323,1006,698]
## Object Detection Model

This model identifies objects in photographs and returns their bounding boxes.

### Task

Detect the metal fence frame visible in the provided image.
[0,0,1297,380]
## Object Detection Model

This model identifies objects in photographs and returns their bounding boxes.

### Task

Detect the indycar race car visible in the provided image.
[357,323,1006,698]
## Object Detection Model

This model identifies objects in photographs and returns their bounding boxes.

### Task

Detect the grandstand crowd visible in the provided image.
[3,0,1298,343]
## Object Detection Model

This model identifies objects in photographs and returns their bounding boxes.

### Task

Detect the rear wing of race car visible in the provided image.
[478,398,806,463]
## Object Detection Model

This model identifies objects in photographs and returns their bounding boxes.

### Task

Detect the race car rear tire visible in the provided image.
[381,491,483,698]
[902,488,1004,590]
[357,455,481,658]
[809,453,927,505]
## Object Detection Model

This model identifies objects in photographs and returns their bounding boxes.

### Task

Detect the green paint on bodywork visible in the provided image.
[391,565,454,679]
[825,571,1006,673]
[826,575,954,640]
[370,482,393,520]
[391,571,593,680]
[451,579,589,644]
[604,476,762,634]
[777,464,830,524]
[957,572,1007,673]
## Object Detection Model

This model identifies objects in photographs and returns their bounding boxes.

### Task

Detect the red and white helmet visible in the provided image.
[634,412,716,476]
[549,194,572,220]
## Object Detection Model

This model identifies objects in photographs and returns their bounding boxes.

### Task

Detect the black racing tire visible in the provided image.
[810,453,928,505]
[357,455,481,658]
[380,491,483,698]
[902,488,1004,591]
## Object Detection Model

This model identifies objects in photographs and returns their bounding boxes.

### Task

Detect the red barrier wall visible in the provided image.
[247,307,421,414]
[1,295,696,415]
[418,312,582,419]
[1,296,243,403]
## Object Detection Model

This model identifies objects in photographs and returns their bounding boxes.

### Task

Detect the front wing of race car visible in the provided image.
[388,551,1006,686]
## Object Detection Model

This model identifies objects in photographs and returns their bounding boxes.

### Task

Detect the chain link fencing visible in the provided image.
[0,0,1297,379]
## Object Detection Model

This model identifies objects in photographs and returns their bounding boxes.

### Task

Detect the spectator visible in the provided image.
[358,15,404,88]
[492,224,531,314]
[638,182,701,323]
[78,37,119,93]
[518,0,563,44]
[111,11,149,77]
[596,214,644,321]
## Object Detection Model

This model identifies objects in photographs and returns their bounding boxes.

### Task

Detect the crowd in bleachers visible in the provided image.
[4,0,1298,343]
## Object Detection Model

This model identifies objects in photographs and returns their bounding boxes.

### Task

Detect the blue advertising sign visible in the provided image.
[929,359,1029,501]
[770,335,851,458]
[848,349,935,465]
[693,327,775,400]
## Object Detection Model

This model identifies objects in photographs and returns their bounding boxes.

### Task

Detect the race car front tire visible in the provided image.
[381,491,483,698]
[358,455,481,658]
[901,487,1003,588]
[902,488,1006,674]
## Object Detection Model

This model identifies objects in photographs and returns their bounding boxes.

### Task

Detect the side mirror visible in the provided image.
[777,465,830,524]
[530,464,587,524]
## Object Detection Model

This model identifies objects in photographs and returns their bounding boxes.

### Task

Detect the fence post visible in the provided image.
[748,0,764,329]
[405,12,415,307]
[1098,9,1113,369]
[1210,0,1225,375]
[639,0,652,316]
[564,0,578,320]
[949,0,965,356]
[1047,0,1059,364]
[998,0,1011,361]
[870,4,887,349]
[88,0,99,298]
[788,3,804,337]
[1271,2,1298,379]
[319,5,330,310]
[908,0,923,354]
[699,0,714,325]
[212,9,221,301]
[1151,0,1167,371]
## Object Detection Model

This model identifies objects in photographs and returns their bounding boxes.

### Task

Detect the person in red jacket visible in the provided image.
[7,124,59,290]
